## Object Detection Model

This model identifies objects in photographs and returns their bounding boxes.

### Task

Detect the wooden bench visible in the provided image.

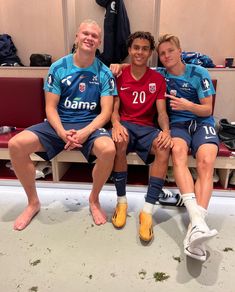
[0,77,234,188]
[0,77,54,176]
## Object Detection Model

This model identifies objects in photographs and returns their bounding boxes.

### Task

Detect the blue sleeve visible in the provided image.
[43,63,62,96]
[156,67,166,77]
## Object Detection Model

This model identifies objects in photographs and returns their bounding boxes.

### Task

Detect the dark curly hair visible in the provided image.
[127,31,155,50]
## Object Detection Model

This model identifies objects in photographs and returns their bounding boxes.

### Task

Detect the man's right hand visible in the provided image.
[110,63,123,77]
[57,129,76,143]
[57,129,83,150]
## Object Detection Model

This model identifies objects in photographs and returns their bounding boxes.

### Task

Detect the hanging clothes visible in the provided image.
[96,0,131,66]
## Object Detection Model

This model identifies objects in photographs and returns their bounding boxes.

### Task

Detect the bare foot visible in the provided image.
[89,202,107,225]
[14,204,40,231]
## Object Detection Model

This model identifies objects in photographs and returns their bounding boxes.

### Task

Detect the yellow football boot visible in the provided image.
[139,211,153,242]
[112,203,128,228]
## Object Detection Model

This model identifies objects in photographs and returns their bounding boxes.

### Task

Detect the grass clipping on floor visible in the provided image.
[153,272,170,282]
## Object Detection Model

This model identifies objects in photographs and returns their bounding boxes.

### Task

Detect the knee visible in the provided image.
[106,144,116,159]
[8,135,22,154]
[153,146,170,163]
[197,156,215,172]
[172,145,188,166]
[172,144,186,156]
[99,141,116,160]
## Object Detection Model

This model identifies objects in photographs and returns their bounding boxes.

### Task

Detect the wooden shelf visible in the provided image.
[0,150,235,190]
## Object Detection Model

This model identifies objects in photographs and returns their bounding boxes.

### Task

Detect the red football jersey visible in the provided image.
[117,65,166,126]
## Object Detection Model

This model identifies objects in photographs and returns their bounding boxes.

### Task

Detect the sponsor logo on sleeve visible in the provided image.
[109,77,116,94]
[109,77,115,90]
[202,78,210,90]
[47,74,54,86]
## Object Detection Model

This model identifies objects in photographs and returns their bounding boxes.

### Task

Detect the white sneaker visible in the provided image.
[159,191,184,207]
[35,169,45,179]
[5,161,14,171]
[184,224,207,262]
[166,166,175,182]
[187,224,218,247]
[213,169,219,183]
[230,170,235,185]
[161,188,174,198]
[35,161,52,179]
[190,168,219,183]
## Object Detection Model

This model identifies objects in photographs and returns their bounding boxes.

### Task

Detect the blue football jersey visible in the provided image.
[157,64,215,126]
[44,54,117,123]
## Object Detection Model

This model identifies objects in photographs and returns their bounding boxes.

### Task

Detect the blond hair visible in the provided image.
[77,19,101,36]
[156,34,181,53]
[80,19,100,28]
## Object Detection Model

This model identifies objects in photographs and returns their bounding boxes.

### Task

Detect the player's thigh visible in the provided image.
[8,129,45,153]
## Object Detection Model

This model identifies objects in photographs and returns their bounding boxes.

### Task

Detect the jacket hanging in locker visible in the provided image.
[96,0,131,66]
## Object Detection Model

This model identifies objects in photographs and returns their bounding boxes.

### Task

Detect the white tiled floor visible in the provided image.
[0,183,235,292]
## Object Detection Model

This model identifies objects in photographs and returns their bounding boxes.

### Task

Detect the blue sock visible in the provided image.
[112,171,127,197]
[146,176,165,204]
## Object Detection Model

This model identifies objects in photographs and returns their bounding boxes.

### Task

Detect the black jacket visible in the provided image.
[96,0,131,66]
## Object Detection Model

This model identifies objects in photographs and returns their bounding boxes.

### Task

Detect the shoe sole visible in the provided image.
[111,220,126,229]
[139,234,153,243]
[184,246,206,262]
[111,214,126,229]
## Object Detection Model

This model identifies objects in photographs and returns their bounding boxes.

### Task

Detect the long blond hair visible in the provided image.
[156,34,181,53]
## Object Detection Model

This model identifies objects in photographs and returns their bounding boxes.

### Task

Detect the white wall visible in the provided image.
[159,0,235,65]
[71,0,160,65]
[2,0,235,66]
[0,0,160,65]
[0,0,67,66]
[159,0,235,121]
[0,0,234,120]
[209,69,235,121]
[74,0,159,35]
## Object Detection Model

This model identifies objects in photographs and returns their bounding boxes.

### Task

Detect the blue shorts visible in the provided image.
[171,120,220,157]
[27,121,111,163]
[120,121,161,164]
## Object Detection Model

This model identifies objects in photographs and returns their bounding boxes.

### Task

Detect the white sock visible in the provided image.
[198,205,208,220]
[117,196,127,204]
[181,193,208,231]
[143,202,154,214]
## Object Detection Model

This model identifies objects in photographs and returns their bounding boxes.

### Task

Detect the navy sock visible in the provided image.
[112,171,127,196]
[146,176,165,204]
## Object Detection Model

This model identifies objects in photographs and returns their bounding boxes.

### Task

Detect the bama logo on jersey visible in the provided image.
[64,97,97,110]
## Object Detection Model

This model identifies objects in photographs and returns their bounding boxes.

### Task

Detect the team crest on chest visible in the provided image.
[149,83,156,93]
[79,82,86,92]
